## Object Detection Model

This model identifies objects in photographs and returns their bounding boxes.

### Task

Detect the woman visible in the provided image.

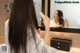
[50,10,68,28]
[5,0,57,53]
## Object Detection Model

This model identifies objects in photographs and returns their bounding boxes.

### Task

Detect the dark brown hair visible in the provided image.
[9,0,38,53]
[57,10,64,27]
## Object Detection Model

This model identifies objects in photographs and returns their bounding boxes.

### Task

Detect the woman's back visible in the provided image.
[5,19,57,53]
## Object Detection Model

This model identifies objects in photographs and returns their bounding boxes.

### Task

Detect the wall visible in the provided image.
[0,0,10,44]
[0,0,8,44]
[34,0,42,26]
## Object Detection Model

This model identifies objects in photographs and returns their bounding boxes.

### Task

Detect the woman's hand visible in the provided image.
[40,12,50,29]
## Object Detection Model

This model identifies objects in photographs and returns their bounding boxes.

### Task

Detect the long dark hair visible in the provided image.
[31,6,38,29]
[57,10,64,27]
[9,0,37,53]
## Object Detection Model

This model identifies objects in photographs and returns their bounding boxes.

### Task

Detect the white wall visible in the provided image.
[33,0,42,26]
[50,0,80,28]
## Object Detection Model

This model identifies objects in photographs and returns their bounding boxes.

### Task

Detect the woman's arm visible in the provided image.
[40,12,50,46]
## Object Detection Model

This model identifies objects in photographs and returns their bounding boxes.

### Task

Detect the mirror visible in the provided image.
[50,0,80,28]
[38,0,80,33]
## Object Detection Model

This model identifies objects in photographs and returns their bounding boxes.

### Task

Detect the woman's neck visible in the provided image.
[54,17,59,24]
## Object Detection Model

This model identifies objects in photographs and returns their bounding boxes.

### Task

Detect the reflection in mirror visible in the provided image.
[50,0,80,28]
[50,10,69,28]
